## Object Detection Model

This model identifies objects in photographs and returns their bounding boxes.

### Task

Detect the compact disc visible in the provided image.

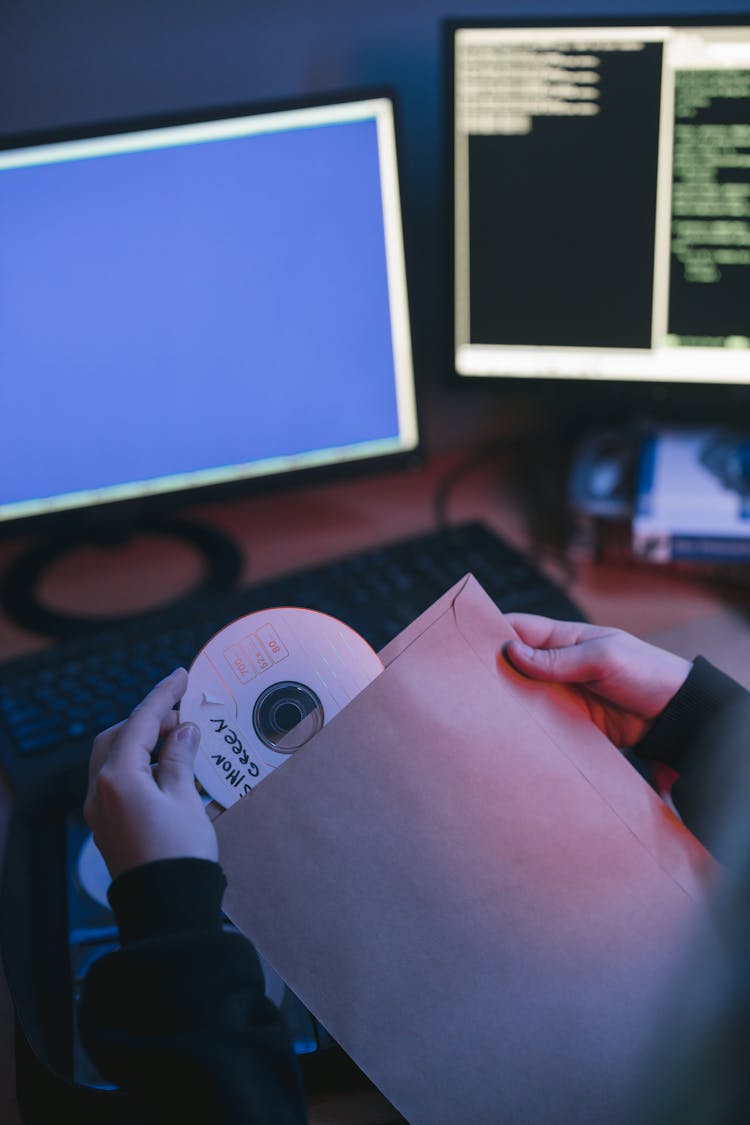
[180,607,383,808]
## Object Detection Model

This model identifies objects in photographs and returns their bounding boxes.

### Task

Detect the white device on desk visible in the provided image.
[567,425,750,568]
[633,428,750,562]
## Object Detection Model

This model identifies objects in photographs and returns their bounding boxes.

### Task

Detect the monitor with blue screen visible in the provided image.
[0,93,419,529]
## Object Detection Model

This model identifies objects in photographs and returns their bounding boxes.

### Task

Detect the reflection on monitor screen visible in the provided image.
[448,16,750,384]
[0,94,418,527]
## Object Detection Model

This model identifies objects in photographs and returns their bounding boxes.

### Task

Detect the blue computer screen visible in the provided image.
[0,100,416,519]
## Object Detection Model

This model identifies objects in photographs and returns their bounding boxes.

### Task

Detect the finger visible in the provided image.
[504,613,598,650]
[89,710,180,789]
[156,722,201,795]
[503,635,609,684]
[108,668,189,773]
[88,722,124,786]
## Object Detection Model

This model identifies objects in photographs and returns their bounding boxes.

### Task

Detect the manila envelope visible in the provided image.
[215,575,717,1124]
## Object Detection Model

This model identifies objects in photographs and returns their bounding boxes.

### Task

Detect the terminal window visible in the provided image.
[452,23,750,383]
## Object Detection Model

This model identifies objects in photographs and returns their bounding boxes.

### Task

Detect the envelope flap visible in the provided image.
[377,574,470,666]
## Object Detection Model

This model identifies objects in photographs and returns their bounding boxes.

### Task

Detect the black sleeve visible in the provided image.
[78,858,307,1125]
[634,657,750,860]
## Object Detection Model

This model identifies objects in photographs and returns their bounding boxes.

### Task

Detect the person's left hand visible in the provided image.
[84,668,218,879]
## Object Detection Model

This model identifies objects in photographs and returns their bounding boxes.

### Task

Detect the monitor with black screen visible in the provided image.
[447,15,750,387]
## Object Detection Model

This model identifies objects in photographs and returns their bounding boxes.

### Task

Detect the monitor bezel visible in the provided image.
[0,87,422,541]
[443,11,750,409]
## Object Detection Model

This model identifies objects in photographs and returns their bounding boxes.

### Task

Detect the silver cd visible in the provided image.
[180,607,383,808]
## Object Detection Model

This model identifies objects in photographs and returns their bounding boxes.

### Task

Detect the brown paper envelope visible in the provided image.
[216,575,717,1125]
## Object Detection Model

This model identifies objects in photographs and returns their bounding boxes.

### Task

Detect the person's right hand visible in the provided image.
[84,668,218,880]
[503,614,692,748]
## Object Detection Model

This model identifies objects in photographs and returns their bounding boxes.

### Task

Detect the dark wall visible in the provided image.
[3,0,749,450]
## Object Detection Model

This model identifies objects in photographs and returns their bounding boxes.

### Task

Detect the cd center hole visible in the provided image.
[274,701,304,731]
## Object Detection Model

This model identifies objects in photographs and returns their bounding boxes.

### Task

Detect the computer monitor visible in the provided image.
[446,14,750,389]
[0,92,419,535]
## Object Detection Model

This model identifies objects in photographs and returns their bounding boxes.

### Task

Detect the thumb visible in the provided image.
[157,722,201,793]
[503,639,591,684]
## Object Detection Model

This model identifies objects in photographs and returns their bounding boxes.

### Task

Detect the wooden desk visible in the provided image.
[1,449,748,1124]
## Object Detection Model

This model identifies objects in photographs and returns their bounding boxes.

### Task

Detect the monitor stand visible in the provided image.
[1,517,244,639]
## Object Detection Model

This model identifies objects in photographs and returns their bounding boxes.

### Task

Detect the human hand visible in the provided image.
[503,614,692,748]
[84,668,218,879]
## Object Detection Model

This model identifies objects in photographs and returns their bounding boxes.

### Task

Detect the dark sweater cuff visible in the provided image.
[108,858,227,946]
[634,656,747,771]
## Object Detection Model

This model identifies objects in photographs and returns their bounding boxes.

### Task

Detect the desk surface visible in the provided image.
[1,448,748,1124]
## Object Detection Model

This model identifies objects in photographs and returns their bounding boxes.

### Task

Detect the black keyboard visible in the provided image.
[0,522,583,791]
